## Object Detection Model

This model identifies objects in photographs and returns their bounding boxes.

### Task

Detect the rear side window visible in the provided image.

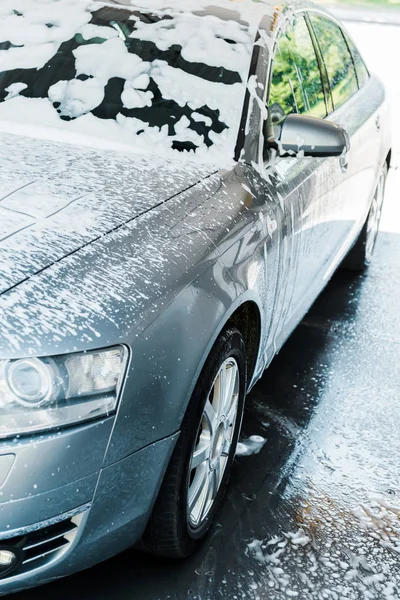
[344,34,369,88]
[310,15,358,111]
[269,15,326,125]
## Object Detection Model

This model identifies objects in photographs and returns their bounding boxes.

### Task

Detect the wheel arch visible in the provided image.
[106,278,266,466]
[173,291,265,438]
[177,294,264,431]
[223,300,262,388]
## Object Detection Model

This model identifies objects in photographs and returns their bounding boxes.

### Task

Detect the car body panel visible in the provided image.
[1,473,96,535]
[0,418,113,506]
[0,132,215,297]
[0,432,178,595]
[278,74,386,336]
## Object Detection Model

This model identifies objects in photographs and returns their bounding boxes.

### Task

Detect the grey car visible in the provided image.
[0,0,391,593]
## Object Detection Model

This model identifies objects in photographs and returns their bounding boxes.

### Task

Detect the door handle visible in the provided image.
[375,115,381,131]
[339,152,349,173]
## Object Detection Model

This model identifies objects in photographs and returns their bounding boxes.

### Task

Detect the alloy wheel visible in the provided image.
[365,169,386,264]
[187,357,240,528]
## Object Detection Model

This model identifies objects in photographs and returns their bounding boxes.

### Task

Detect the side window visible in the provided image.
[310,15,358,111]
[344,33,369,88]
[269,15,326,128]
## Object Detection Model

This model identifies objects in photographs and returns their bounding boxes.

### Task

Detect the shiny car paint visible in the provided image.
[0,0,391,594]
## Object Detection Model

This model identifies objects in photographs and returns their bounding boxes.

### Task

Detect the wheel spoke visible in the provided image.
[214,368,225,418]
[222,365,236,415]
[221,438,231,457]
[214,458,222,489]
[225,385,238,425]
[200,470,217,522]
[188,464,209,520]
[226,396,238,427]
[203,398,218,435]
[191,436,211,469]
[198,469,213,522]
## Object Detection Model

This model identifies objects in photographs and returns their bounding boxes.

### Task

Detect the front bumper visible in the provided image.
[0,424,178,595]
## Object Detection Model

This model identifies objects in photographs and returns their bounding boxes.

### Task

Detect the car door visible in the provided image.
[265,13,347,347]
[308,12,382,263]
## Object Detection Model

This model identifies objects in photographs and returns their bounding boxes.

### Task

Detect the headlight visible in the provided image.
[0,346,128,439]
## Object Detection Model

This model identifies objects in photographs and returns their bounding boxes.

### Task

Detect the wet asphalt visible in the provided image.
[16,19,400,600]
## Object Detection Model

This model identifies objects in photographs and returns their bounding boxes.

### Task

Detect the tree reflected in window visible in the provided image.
[310,16,358,111]
[344,32,369,89]
[269,15,326,129]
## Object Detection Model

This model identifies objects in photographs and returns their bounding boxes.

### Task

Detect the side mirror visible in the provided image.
[270,113,350,158]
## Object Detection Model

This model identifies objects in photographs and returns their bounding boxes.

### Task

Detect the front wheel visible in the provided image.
[141,327,246,558]
[342,163,388,271]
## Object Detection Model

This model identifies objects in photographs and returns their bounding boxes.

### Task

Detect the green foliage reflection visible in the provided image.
[310,16,358,110]
[269,16,326,124]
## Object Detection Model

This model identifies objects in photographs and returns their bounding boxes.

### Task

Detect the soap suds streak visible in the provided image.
[0,130,217,296]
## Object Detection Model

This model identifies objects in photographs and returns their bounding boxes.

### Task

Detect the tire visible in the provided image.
[342,163,388,271]
[141,327,247,558]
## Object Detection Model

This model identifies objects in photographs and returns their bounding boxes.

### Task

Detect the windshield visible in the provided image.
[0,1,254,164]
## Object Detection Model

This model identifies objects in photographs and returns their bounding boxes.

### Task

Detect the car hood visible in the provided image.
[0,132,215,295]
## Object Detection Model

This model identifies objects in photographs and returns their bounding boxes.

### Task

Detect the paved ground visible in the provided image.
[16,19,400,600]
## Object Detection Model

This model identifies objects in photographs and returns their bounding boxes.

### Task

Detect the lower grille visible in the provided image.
[0,513,84,580]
